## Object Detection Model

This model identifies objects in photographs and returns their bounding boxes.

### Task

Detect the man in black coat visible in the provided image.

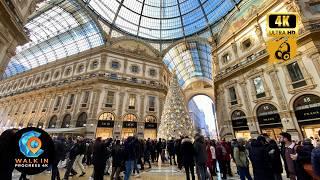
[175,138,182,169]
[181,136,195,180]
[52,135,66,180]
[156,138,162,162]
[0,129,18,180]
[193,134,208,180]
[167,138,176,165]
[93,137,108,180]
[249,136,273,180]
[63,139,80,179]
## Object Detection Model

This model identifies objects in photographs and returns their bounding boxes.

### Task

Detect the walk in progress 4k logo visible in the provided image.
[15,127,54,175]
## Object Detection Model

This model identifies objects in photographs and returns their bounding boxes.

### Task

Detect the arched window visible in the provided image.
[48,115,58,128]
[76,112,87,127]
[123,114,137,121]
[256,103,281,126]
[98,112,115,121]
[231,110,246,120]
[231,110,248,130]
[37,121,44,128]
[61,114,71,128]
[145,115,157,123]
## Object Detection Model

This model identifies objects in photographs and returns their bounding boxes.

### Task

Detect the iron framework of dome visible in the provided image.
[83,0,241,41]
[3,0,105,78]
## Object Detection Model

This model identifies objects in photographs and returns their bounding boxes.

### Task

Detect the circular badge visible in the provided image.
[14,127,54,175]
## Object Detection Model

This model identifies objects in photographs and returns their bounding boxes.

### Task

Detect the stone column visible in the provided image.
[310,52,320,77]
[86,89,101,138]
[139,94,145,121]
[117,92,126,118]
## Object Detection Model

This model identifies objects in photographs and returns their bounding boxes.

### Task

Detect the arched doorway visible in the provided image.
[293,94,320,138]
[231,110,250,139]
[144,115,157,139]
[61,114,71,128]
[96,112,115,138]
[76,112,87,127]
[256,103,282,140]
[188,95,217,138]
[48,115,58,128]
[121,113,137,138]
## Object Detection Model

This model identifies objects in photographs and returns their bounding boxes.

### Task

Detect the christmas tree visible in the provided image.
[157,74,195,140]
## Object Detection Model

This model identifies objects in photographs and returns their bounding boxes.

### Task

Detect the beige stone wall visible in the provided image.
[214,0,320,141]
[0,41,168,138]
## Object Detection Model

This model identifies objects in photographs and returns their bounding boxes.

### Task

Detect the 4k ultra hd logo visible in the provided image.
[14,127,54,175]
[266,12,299,63]
[267,13,299,38]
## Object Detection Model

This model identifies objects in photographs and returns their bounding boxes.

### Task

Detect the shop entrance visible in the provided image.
[302,125,320,139]
[96,113,115,139]
[257,103,283,140]
[261,128,282,141]
[231,110,250,139]
[121,128,136,139]
[293,94,320,139]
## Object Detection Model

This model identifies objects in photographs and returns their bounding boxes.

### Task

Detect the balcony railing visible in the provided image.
[0,71,167,99]
[215,49,268,81]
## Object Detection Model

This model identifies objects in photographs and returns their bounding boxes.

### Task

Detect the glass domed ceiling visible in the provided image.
[84,0,241,40]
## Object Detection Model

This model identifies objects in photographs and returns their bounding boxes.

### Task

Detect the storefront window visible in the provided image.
[61,114,71,128]
[48,115,57,128]
[148,96,156,111]
[253,77,266,98]
[76,112,87,127]
[145,115,157,123]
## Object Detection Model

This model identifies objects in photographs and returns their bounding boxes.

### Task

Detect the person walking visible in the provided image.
[144,139,152,168]
[92,137,108,180]
[233,138,252,180]
[110,140,123,180]
[312,138,320,179]
[209,140,217,176]
[193,134,208,180]
[249,136,273,180]
[175,137,182,169]
[73,137,86,177]
[124,136,136,180]
[167,138,176,165]
[216,141,228,179]
[294,138,314,180]
[0,129,18,180]
[63,138,80,180]
[181,136,195,180]
[156,138,162,162]
[52,136,66,180]
[265,138,283,180]
[280,132,297,180]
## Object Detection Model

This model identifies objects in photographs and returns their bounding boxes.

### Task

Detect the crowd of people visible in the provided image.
[1,129,320,180]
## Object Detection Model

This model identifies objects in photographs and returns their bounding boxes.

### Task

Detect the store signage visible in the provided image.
[97,120,114,128]
[232,118,249,131]
[257,114,281,125]
[145,123,157,129]
[266,12,298,64]
[123,121,137,128]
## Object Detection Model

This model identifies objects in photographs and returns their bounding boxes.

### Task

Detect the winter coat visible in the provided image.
[193,135,208,165]
[249,140,273,180]
[216,143,228,161]
[93,141,107,167]
[53,139,66,163]
[206,145,213,167]
[78,141,87,155]
[167,140,175,156]
[312,147,320,177]
[233,145,249,168]
[112,144,123,167]
[124,138,136,161]
[69,143,80,159]
[296,143,314,180]
[0,129,17,180]
[181,138,194,165]
[265,140,283,174]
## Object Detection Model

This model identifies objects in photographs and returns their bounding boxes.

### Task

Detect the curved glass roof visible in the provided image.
[3,0,104,78]
[84,0,240,41]
[163,41,212,86]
